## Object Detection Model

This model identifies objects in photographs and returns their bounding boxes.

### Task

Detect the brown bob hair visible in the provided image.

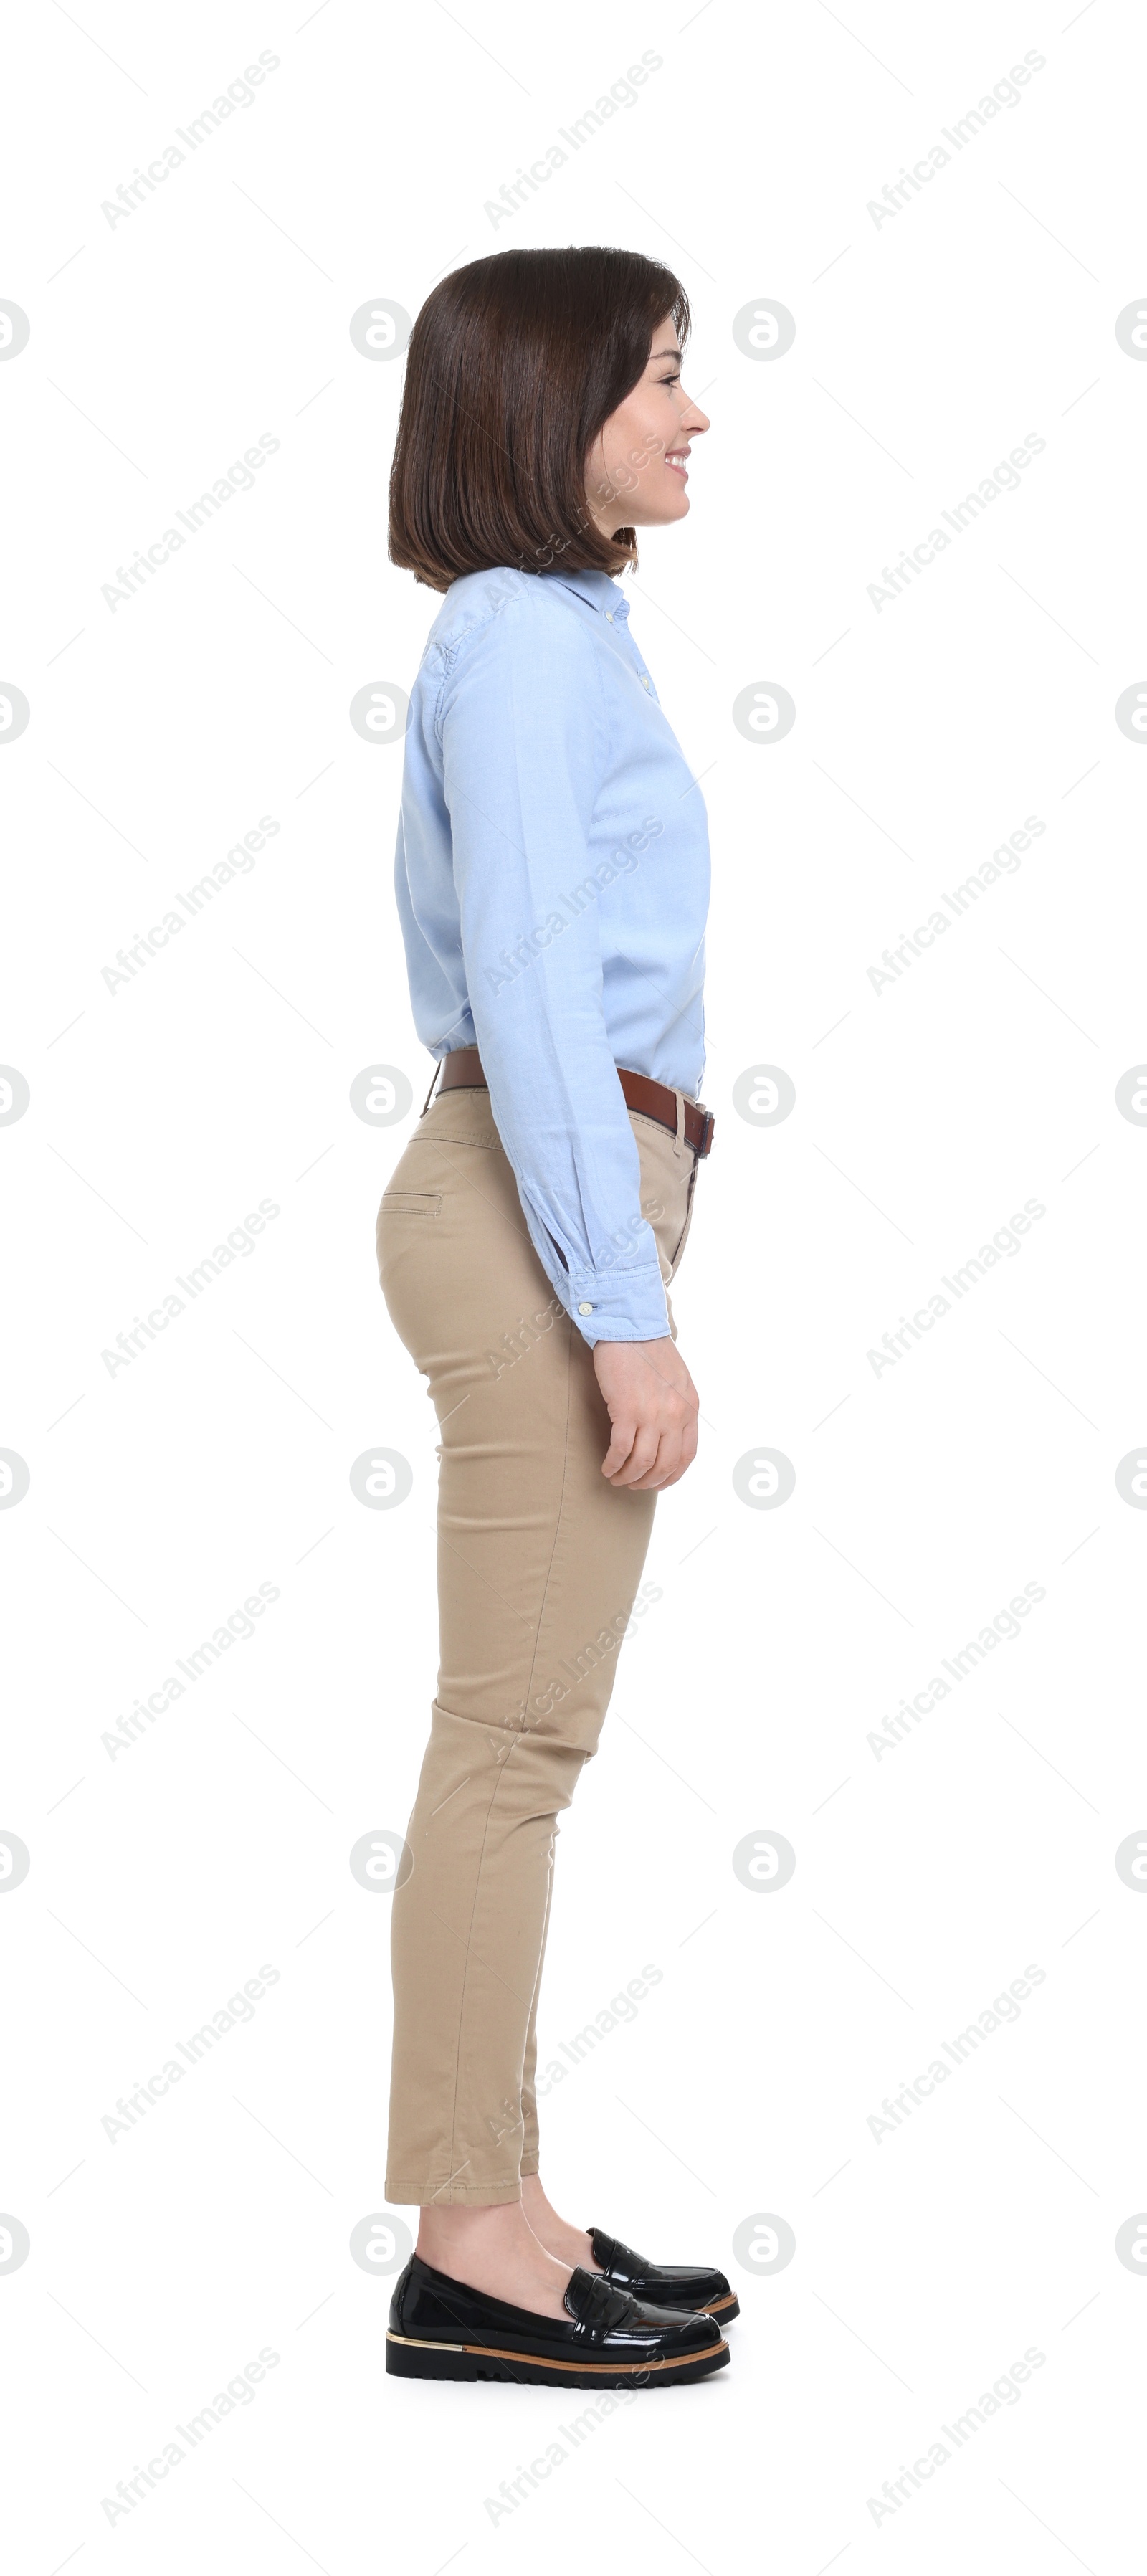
[388,246,690,593]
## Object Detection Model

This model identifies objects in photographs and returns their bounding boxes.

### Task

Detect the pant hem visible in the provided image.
[386,2177,523,2207]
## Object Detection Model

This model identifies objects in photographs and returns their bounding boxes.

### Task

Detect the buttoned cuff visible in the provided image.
[563,1259,670,1346]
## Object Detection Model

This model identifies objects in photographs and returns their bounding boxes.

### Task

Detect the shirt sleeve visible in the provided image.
[437,584,670,1344]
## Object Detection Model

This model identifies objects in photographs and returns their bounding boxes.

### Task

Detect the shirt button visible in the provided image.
[605,611,614,622]
[578,1301,593,1314]
[640,675,651,690]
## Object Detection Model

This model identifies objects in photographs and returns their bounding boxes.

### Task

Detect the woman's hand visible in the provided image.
[591,1336,700,1490]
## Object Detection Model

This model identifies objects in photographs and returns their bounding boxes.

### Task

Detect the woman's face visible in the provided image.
[585,319,710,536]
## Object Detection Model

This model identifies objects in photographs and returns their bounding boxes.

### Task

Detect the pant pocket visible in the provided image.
[375,1189,444,1315]
[666,1154,700,1278]
[379,1192,442,1218]
[629,1113,701,1284]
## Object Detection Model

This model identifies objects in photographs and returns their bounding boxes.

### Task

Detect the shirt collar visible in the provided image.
[542,567,630,621]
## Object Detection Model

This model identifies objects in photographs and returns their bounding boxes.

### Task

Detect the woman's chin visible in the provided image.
[632,494,691,529]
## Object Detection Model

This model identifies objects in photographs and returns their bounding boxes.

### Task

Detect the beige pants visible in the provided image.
[376,1083,701,2205]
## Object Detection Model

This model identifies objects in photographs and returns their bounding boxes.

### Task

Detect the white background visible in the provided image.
[4,0,1146,2567]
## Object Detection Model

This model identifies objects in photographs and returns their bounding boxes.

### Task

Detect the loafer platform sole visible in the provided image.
[385,2329,729,2387]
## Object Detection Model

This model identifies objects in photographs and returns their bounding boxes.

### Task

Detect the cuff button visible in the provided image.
[577,1301,593,1314]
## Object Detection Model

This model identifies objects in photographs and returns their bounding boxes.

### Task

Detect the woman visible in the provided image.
[377,247,732,2388]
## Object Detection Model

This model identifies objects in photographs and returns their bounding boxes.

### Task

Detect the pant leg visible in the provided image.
[516,1098,699,2177]
[519,1833,556,2178]
[375,1086,699,2205]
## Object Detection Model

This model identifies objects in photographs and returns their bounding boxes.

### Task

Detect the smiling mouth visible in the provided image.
[665,450,690,477]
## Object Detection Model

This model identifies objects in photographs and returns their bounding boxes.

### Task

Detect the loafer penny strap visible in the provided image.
[589,2226,648,2281]
[563,2266,636,2339]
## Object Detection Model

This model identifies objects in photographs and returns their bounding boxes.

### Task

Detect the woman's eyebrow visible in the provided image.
[650,344,681,363]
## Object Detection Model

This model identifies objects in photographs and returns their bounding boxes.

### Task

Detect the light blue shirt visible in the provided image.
[394,564,710,1343]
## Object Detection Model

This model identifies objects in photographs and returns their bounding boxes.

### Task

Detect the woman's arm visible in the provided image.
[439,581,671,1346]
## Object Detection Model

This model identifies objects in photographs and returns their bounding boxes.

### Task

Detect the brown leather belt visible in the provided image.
[432,1046,715,1157]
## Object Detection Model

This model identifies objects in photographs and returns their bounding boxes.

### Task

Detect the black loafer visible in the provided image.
[386,2254,730,2389]
[589,2225,740,2321]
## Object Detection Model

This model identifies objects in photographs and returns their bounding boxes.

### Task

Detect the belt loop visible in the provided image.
[672,1087,685,1158]
[419,1058,442,1118]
